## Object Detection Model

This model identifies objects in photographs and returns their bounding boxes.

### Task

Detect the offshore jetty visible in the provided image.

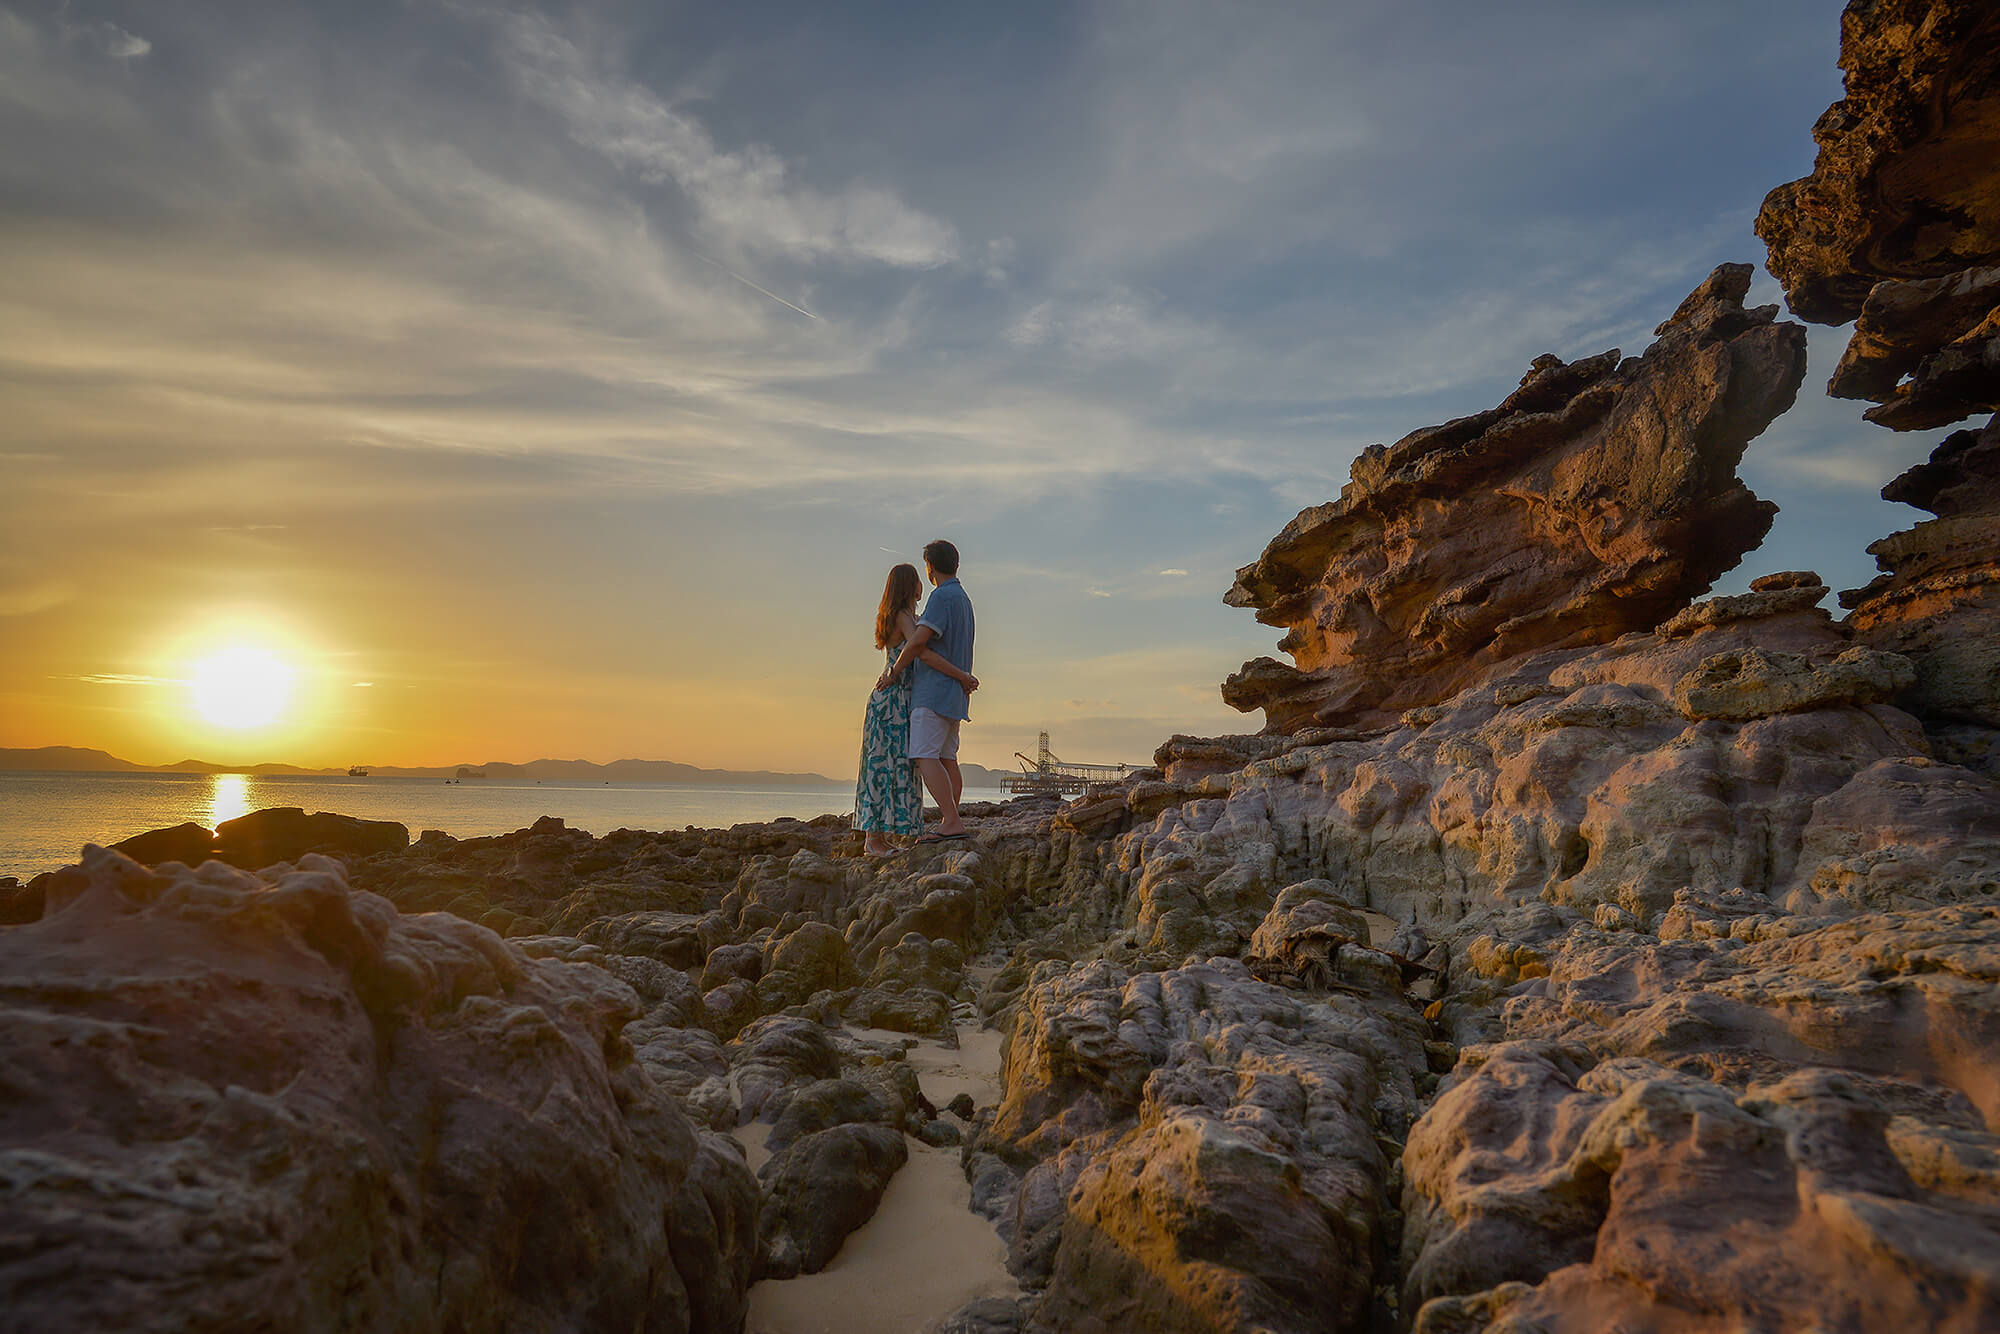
[4,3,1999,1331]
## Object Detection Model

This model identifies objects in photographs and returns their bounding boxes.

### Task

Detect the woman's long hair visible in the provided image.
[875,563,922,649]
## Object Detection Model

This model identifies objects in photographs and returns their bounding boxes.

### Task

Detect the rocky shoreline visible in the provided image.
[6,3,2000,1330]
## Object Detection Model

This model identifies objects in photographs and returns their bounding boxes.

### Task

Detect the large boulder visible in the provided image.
[0,847,758,1333]
[982,956,1429,1333]
[213,807,408,868]
[110,820,215,867]
[755,1122,908,1278]
[1222,265,1807,732]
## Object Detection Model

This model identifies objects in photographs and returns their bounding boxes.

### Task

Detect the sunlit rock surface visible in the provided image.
[14,10,2000,1332]
[1758,0,2000,736]
[1222,265,1807,733]
[1755,0,2000,327]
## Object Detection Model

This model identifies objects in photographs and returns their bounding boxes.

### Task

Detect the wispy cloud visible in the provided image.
[0,580,75,617]
[57,15,149,61]
[58,673,186,687]
[0,0,1911,768]
[496,12,957,269]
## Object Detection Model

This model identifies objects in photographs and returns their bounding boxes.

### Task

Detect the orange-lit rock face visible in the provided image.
[1757,2,2000,732]
[1755,0,2000,328]
[1222,265,1807,734]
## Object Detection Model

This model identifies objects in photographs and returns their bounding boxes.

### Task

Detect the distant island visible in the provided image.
[0,746,1007,789]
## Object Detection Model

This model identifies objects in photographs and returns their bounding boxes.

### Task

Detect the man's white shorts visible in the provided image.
[907,706,962,761]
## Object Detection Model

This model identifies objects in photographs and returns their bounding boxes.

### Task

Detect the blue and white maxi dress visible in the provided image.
[853,641,923,834]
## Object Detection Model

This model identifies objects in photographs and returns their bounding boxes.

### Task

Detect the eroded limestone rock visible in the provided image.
[1758,2,2000,732]
[1403,899,2000,1332]
[1756,0,2000,326]
[1842,415,2000,728]
[982,955,1427,1333]
[0,847,757,1333]
[1223,266,1807,732]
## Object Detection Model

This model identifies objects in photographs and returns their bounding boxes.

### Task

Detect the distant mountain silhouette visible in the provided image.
[1,746,1007,788]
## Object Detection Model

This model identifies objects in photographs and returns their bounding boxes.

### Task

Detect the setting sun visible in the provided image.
[189,647,295,730]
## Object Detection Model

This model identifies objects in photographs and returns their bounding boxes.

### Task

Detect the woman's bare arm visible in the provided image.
[876,612,979,692]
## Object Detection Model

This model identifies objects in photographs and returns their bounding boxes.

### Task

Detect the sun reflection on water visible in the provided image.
[209,774,251,828]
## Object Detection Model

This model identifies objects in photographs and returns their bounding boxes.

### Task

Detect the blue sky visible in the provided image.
[0,0,1933,774]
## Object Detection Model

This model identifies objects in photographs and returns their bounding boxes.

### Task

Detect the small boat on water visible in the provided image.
[348,766,369,777]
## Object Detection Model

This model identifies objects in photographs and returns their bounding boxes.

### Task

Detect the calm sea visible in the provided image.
[0,770,1007,880]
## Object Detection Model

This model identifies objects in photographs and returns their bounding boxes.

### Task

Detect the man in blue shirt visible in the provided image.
[877,538,977,841]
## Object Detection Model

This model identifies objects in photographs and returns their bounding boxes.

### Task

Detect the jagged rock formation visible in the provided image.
[1404,901,2000,1333]
[1757,0,2000,733]
[1222,265,1807,733]
[1755,1,2000,327]
[1840,415,2000,736]
[14,14,2000,1334]
[31,615,2000,1333]
[0,847,758,1333]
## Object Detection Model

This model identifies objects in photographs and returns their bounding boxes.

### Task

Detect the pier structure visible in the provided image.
[998,732,1135,797]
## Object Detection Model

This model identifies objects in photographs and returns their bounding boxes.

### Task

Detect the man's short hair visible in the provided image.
[923,539,960,577]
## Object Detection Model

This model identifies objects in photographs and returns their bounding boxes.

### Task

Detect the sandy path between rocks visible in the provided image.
[745,1023,1018,1334]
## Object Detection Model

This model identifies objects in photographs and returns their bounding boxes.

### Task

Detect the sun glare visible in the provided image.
[209,773,252,826]
[190,646,295,729]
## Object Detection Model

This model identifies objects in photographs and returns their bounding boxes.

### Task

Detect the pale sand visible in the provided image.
[745,1023,1018,1334]
[731,1118,772,1174]
[1362,909,1397,948]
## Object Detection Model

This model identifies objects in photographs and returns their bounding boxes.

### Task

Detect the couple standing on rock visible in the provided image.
[853,539,977,856]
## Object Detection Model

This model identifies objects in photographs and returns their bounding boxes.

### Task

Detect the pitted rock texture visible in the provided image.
[982,952,1426,1334]
[1841,414,2000,728]
[1758,1,2000,734]
[1121,590,2000,932]
[1755,0,2000,327]
[38,665,2000,1334]
[1831,263,2000,430]
[1222,265,1807,733]
[44,584,2000,1334]
[1402,899,2000,1333]
[0,847,758,1334]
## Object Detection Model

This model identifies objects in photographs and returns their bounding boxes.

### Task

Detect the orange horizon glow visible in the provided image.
[2,596,1228,779]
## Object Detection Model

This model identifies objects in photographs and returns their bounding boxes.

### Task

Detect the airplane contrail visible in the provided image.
[693,253,820,320]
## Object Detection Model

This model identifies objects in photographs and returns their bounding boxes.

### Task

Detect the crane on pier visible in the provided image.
[998,732,1135,797]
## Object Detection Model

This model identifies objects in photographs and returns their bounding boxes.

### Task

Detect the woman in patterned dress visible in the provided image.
[855,564,976,855]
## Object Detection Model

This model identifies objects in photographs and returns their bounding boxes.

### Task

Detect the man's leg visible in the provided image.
[916,758,964,834]
[943,758,963,806]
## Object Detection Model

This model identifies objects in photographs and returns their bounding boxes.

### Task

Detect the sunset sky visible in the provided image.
[0,0,1933,778]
